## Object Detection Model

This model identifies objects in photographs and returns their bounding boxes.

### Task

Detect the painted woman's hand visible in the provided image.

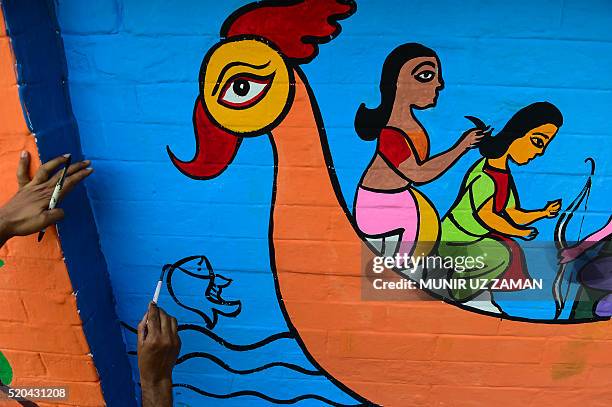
[458,128,485,151]
[541,199,562,219]
[518,227,538,241]
[0,152,92,244]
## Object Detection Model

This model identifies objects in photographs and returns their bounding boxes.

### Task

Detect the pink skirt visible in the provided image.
[355,186,419,256]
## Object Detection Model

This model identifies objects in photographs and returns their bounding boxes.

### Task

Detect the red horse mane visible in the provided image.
[221,0,356,64]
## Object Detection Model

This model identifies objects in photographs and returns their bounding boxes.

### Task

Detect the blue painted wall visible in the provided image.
[54,0,611,404]
[2,0,136,405]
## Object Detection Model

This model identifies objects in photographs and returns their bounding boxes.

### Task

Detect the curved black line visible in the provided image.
[170,256,214,280]
[121,321,294,351]
[552,157,596,318]
[128,345,320,376]
[212,61,272,96]
[585,157,596,176]
[178,324,294,351]
[166,259,215,329]
[176,351,322,376]
[164,255,242,329]
[219,0,357,66]
[296,0,357,65]
[174,383,364,407]
[266,69,375,405]
[121,321,138,334]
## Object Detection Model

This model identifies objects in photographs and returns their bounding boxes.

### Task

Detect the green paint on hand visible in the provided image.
[0,259,4,268]
[0,351,13,385]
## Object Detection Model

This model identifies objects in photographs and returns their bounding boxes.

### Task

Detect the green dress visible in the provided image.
[0,351,12,385]
[438,158,517,301]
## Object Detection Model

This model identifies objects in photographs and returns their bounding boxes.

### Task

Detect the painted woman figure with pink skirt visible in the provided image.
[353,43,484,260]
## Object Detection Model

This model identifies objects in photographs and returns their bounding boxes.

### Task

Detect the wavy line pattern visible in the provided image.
[121,323,295,352]
[122,322,312,375]
[178,324,294,351]
[176,352,322,376]
[174,383,364,406]
[118,282,348,405]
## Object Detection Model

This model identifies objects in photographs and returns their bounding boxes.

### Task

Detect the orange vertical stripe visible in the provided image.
[0,9,104,407]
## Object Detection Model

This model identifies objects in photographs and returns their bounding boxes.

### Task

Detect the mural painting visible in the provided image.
[0,0,605,405]
[142,0,611,405]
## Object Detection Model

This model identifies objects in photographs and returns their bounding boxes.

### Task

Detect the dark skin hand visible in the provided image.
[0,152,93,246]
[138,303,181,407]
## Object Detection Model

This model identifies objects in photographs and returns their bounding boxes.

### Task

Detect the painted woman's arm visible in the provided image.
[477,199,533,238]
[506,200,561,225]
[397,129,483,184]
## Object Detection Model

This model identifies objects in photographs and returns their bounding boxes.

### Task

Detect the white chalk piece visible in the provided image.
[152,280,163,304]
[38,154,72,242]
[151,266,168,304]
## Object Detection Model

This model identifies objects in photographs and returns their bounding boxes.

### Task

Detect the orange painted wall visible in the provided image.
[0,10,104,407]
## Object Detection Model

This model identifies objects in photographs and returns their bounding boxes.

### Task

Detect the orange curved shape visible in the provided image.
[270,70,612,406]
[412,187,440,257]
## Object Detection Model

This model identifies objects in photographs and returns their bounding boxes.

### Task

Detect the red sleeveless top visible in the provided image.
[377,127,428,167]
[483,165,511,214]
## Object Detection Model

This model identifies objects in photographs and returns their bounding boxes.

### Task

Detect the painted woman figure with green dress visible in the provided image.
[438,102,564,312]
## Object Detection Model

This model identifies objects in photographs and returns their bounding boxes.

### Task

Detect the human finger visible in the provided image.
[146,302,161,337]
[138,309,149,344]
[31,155,70,185]
[59,168,93,198]
[47,160,91,185]
[16,151,31,189]
[170,316,178,336]
[159,307,172,338]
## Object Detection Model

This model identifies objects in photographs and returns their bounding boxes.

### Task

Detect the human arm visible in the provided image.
[138,303,181,407]
[0,152,92,247]
[396,128,484,184]
[506,199,561,226]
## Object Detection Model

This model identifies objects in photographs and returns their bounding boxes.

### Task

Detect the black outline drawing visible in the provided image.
[173,383,365,406]
[553,157,595,318]
[164,255,241,330]
[163,1,611,406]
[121,253,347,404]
